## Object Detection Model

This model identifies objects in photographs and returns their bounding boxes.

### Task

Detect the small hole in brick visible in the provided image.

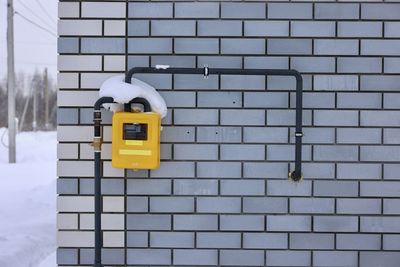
[233,101,236,104]
[186,131,190,134]
[215,132,218,135]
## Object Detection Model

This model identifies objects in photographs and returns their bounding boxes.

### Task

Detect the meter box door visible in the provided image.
[112,111,161,169]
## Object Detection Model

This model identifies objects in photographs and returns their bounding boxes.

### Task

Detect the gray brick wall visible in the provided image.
[57,0,400,266]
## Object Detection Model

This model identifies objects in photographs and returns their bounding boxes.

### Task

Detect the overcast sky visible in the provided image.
[0,0,57,79]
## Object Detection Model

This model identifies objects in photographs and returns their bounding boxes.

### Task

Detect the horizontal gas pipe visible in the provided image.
[125,67,304,181]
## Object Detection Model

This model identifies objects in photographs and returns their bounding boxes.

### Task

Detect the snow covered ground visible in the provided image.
[0,128,56,267]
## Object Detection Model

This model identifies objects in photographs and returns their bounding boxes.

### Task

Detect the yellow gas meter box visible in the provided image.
[111,111,161,169]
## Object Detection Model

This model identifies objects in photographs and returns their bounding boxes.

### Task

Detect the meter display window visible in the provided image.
[123,123,148,140]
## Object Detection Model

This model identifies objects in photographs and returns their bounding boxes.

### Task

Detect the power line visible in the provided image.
[14,11,57,37]
[34,0,57,25]
[15,0,56,32]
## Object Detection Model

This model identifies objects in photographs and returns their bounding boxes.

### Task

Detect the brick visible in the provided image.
[221,75,266,90]
[57,214,78,230]
[57,160,93,177]
[338,93,381,109]
[220,250,264,266]
[268,3,312,19]
[127,214,171,230]
[58,55,101,71]
[197,127,241,143]
[150,197,194,213]
[197,162,241,178]
[151,55,195,68]
[384,164,400,180]
[127,249,171,265]
[360,252,400,267]
[221,180,265,196]
[198,20,242,37]
[58,37,78,54]
[244,56,288,69]
[101,179,124,195]
[314,145,358,162]
[174,215,218,230]
[161,127,195,143]
[197,197,241,213]
[221,39,265,55]
[291,57,335,73]
[151,20,195,36]
[128,3,172,18]
[361,111,400,127]
[58,73,78,89]
[134,73,172,89]
[127,20,149,36]
[174,74,219,90]
[338,57,382,73]
[244,127,288,144]
[384,128,400,144]
[244,92,289,108]
[385,22,400,37]
[243,197,288,214]
[128,38,172,54]
[361,181,400,197]
[80,73,115,88]
[58,20,102,36]
[103,232,125,248]
[314,216,358,232]
[300,163,335,178]
[384,199,400,215]
[266,250,311,267]
[174,144,218,160]
[313,251,358,267]
[383,235,400,250]
[57,231,93,247]
[315,3,359,19]
[290,233,334,249]
[291,92,335,108]
[267,215,311,232]
[104,55,125,71]
[361,217,400,233]
[58,91,98,107]
[362,40,400,56]
[362,75,400,91]
[314,111,358,126]
[127,55,149,68]
[58,2,79,18]
[198,92,242,108]
[104,20,125,36]
[291,21,336,37]
[198,56,242,69]
[57,178,78,195]
[126,179,171,195]
[243,233,287,249]
[197,233,241,249]
[82,2,125,18]
[268,39,312,55]
[267,180,312,196]
[244,162,288,179]
[221,3,266,19]
[337,163,382,179]
[267,144,311,161]
[267,110,312,126]
[220,144,265,160]
[175,38,219,54]
[362,4,400,20]
[57,108,78,125]
[338,22,382,37]
[384,58,400,74]
[174,249,217,265]
[150,232,194,248]
[314,181,358,197]
[174,109,218,125]
[221,110,265,126]
[337,234,381,250]
[220,215,264,231]
[362,146,400,162]
[57,248,78,265]
[245,21,288,37]
[174,179,218,195]
[175,2,219,18]
[160,91,196,107]
[314,40,359,56]
[127,197,148,213]
[314,75,358,91]
[290,198,334,214]
[102,214,124,230]
[126,232,148,247]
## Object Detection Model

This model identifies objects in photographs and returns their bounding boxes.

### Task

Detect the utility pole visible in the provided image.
[7,0,16,163]
[44,68,49,130]
[32,78,37,131]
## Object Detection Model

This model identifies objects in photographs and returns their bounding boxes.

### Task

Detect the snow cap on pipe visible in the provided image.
[99,75,168,118]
